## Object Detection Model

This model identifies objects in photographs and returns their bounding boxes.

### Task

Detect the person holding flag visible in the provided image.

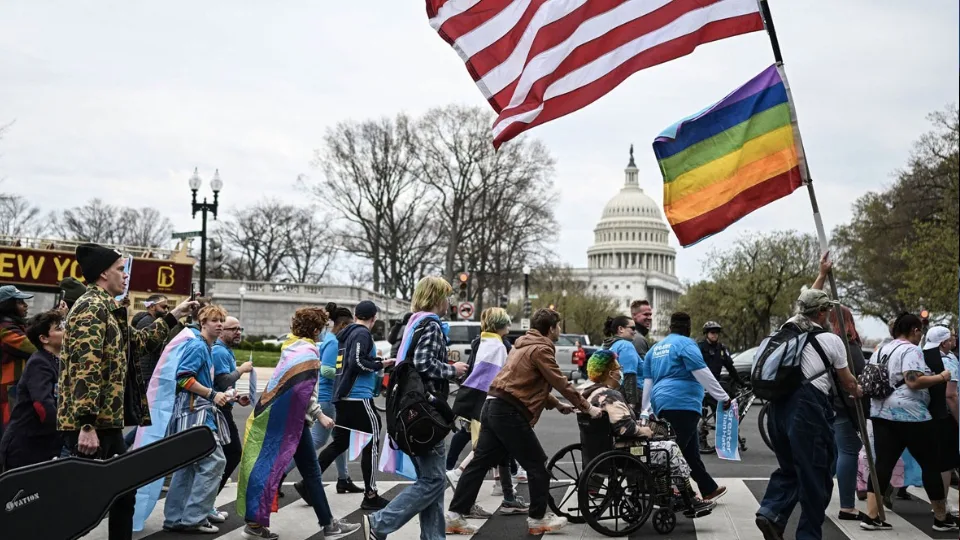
[236,307,359,540]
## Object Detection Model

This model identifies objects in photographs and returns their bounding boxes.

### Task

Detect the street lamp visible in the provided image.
[522,265,532,318]
[238,285,247,324]
[189,167,222,296]
[561,289,568,333]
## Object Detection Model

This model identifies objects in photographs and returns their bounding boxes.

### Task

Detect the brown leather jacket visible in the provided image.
[487,330,590,426]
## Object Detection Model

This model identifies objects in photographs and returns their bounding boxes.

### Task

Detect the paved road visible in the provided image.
[81,390,959,540]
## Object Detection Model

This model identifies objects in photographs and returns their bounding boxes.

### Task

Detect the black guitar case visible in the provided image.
[0,426,216,540]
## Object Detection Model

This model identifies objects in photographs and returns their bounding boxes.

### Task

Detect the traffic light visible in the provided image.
[458,272,469,301]
[523,299,532,317]
[920,309,930,325]
[548,304,556,310]
[208,238,223,274]
[499,295,509,308]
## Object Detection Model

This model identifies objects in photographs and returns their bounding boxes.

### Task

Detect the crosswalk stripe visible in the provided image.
[694,479,765,539]
[824,482,929,540]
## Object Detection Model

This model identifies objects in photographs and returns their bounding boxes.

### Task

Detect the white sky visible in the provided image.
[1,1,958,339]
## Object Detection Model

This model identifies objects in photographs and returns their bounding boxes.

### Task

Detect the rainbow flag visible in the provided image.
[653,64,807,246]
[237,338,320,526]
[132,327,198,531]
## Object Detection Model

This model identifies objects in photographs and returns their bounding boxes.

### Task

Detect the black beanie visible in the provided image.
[669,311,692,336]
[76,243,122,282]
[58,277,87,304]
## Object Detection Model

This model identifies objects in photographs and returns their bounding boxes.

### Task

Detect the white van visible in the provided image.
[446,321,482,364]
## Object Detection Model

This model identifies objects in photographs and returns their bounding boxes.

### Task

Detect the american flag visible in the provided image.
[427,0,765,148]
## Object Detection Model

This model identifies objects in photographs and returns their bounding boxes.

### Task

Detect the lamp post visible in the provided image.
[189,168,223,296]
[238,285,247,324]
[522,265,531,318]
[561,289,568,333]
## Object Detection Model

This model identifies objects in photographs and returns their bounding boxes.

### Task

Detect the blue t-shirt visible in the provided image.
[643,334,708,415]
[212,340,237,380]
[348,343,378,399]
[177,332,218,432]
[317,332,339,402]
[610,339,643,393]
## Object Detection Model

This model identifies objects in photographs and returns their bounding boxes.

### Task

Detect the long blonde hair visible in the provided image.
[411,276,452,313]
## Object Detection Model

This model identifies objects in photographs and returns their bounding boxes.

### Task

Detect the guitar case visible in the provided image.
[0,426,216,540]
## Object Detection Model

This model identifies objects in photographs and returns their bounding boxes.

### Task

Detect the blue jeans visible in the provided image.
[283,402,347,479]
[830,410,862,509]
[164,444,227,528]
[368,441,446,540]
[757,384,836,540]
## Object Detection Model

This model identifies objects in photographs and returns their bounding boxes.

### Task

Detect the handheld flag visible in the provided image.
[379,436,418,480]
[247,356,258,404]
[653,64,806,246]
[715,401,740,461]
[346,428,374,461]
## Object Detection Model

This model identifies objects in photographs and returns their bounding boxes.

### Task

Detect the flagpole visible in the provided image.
[757,0,886,521]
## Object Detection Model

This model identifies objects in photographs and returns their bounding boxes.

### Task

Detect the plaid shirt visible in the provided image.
[412,320,456,394]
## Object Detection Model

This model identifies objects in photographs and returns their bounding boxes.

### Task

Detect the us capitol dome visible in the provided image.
[569,146,684,335]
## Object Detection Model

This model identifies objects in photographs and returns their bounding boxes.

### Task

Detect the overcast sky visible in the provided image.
[1,1,957,338]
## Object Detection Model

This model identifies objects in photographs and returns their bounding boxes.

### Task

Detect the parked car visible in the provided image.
[260,333,290,347]
[446,321,482,364]
[728,344,875,385]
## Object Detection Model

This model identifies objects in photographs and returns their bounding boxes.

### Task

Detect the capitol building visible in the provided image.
[569,147,684,335]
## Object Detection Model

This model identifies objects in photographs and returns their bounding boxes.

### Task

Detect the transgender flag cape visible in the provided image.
[132,327,197,531]
[236,339,319,526]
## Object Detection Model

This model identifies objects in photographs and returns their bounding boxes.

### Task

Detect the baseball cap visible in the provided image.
[923,326,951,350]
[0,285,34,304]
[797,289,840,313]
[355,300,379,321]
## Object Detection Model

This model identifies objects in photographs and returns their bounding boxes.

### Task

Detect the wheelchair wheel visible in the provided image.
[547,443,584,523]
[698,404,716,455]
[652,508,676,534]
[578,450,655,537]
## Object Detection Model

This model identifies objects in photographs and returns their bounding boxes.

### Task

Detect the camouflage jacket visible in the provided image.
[57,285,175,431]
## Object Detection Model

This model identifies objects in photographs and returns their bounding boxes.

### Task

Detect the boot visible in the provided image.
[336,477,364,494]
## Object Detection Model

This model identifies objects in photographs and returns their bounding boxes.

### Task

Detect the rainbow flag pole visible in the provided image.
[755,0,885,521]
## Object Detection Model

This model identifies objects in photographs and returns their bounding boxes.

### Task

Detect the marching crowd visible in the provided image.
[0,242,957,540]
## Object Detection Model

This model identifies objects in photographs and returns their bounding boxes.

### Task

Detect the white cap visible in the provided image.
[923,326,952,350]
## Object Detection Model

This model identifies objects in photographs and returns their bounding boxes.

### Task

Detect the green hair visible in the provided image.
[587,349,618,382]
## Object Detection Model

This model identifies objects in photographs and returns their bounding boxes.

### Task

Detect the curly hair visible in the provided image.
[587,349,619,382]
[290,307,329,339]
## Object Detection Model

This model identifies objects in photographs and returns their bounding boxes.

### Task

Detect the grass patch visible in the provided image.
[235,349,281,368]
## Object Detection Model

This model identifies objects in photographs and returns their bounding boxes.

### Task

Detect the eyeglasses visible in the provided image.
[223,327,243,332]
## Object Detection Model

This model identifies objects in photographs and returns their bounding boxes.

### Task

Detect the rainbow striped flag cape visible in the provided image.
[236,338,320,526]
[653,64,807,246]
[132,326,198,531]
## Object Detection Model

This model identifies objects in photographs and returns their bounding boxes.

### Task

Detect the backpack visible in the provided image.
[384,319,455,456]
[750,322,830,401]
[858,343,906,399]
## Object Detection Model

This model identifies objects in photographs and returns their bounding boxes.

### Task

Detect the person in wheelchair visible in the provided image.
[582,350,716,518]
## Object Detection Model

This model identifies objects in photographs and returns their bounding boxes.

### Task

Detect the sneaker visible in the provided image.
[859,514,893,531]
[207,510,228,523]
[500,496,529,515]
[837,510,867,521]
[242,524,279,539]
[293,480,314,507]
[513,467,528,484]
[703,486,727,502]
[933,514,959,532]
[446,468,462,489]
[527,512,567,534]
[182,521,219,534]
[465,504,493,518]
[491,483,503,497]
[362,514,384,540]
[446,513,479,535]
[336,477,364,494]
[324,518,362,538]
[754,515,784,540]
[682,498,716,518]
[361,492,390,510]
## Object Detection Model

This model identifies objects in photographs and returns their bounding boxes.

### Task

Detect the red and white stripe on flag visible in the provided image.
[426,0,764,148]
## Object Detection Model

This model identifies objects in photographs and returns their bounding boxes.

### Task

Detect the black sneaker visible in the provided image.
[859,515,893,531]
[242,524,279,539]
[837,510,867,521]
[361,492,390,510]
[683,498,716,518]
[337,478,364,494]
[933,514,959,532]
[755,515,784,540]
[294,480,314,507]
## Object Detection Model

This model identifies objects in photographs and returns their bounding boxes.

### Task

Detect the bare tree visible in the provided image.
[281,208,338,283]
[0,194,46,238]
[311,113,432,295]
[219,200,298,282]
[51,199,125,244]
[118,207,174,247]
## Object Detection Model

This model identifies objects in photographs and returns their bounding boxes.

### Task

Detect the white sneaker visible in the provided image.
[465,504,493,518]
[528,512,567,534]
[207,510,228,523]
[446,469,462,489]
[491,483,503,497]
[446,513,479,535]
[513,467,528,484]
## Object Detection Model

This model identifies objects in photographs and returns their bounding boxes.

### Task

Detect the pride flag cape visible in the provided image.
[236,339,320,526]
[132,327,198,531]
[653,64,807,246]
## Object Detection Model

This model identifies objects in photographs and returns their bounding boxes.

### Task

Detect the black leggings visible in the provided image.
[868,418,945,501]
[317,399,381,494]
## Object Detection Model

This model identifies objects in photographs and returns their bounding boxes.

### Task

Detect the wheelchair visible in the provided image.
[547,413,690,537]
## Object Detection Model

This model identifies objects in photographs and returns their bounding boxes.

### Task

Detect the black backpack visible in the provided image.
[858,343,907,399]
[384,319,455,456]
[750,322,830,401]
